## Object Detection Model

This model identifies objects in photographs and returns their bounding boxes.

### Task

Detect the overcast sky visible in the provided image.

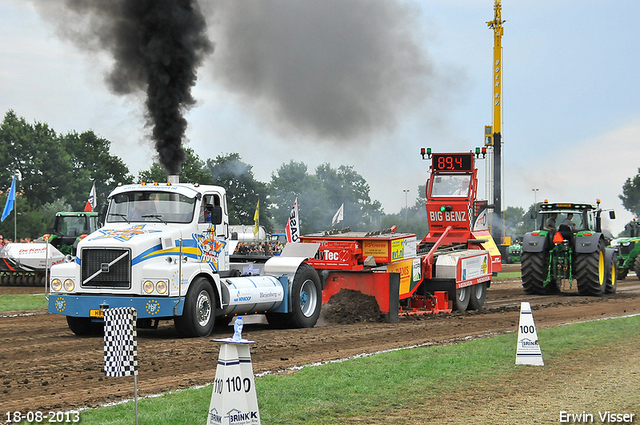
[1,0,639,235]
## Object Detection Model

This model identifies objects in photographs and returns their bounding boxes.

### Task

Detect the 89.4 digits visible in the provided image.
[5,410,80,423]
[432,154,472,171]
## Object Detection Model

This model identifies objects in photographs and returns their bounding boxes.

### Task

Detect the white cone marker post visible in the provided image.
[208,317,261,425]
[516,302,544,366]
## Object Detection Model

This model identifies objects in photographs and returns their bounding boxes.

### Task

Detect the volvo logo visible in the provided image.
[101,263,110,272]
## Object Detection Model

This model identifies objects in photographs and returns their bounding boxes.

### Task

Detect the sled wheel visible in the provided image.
[454,286,470,311]
[576,238,606,296]
[468,282,486,310]
[174,277,216,337]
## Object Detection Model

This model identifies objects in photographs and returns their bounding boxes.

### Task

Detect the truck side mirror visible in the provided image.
[98,204,107,226]
[207,204,223,225]
[609,211,616,219]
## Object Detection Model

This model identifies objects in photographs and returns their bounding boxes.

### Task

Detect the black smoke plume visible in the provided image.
[34,0,212,174]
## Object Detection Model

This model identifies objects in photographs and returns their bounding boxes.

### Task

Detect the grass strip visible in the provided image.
[44,314,638,425]
[0,293,47,313]
[494,271,520,279]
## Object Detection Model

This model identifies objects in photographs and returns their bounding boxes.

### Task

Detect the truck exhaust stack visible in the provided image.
[168,175,179,184]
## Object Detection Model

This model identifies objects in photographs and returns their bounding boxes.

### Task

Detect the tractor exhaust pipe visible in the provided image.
[168,175,179,184]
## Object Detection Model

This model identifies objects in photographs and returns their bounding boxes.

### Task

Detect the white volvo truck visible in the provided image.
[47,180,321,337]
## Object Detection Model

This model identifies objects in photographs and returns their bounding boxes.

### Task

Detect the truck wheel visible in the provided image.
[454,286,470,311]
[521,251,548,295]
[634,255,640,280]
[265,312,289,328]
[279,263,321,328]
[67,316,103,336]
[605,252,618,294]
[468,282,486,310]
[576,238,606,296]
[174,277,216,337]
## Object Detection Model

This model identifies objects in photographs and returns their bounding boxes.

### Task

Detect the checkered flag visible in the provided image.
[103,307,138,377]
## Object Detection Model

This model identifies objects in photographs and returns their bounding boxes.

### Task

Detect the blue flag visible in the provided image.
[1,177,15,222]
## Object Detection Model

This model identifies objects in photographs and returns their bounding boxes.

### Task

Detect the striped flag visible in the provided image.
[84,182,97,212]
[285,198,300,243]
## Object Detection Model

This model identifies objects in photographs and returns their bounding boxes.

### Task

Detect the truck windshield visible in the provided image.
[430,174,471,197]
[107,191,196,224]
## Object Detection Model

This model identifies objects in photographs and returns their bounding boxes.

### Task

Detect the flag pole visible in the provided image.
[13,173,17,241]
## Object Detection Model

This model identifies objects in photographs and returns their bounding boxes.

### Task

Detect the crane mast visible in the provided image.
[487,0,505,250]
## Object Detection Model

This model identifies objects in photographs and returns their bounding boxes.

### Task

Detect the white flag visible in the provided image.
[84,182,97,212]
[285,198,300,243]
[332,203,344,226]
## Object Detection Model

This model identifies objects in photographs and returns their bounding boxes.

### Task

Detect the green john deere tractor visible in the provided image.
[609,219,640,280]
[506,239,522,263]
[45,211,100,256]
[521,201,617,296]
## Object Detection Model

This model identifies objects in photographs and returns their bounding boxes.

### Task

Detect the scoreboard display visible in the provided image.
[432,153,474,172]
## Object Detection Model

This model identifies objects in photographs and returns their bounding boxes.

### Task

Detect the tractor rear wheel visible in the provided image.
[605,252,618,294]
[634,255,640,280]
[575,238,606,296]
[521,251,548,295]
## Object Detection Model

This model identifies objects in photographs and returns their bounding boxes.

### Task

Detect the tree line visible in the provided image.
[0,111,429,240]
[1,110,637,242]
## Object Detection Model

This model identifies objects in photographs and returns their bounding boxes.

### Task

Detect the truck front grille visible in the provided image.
[81,248,131,288]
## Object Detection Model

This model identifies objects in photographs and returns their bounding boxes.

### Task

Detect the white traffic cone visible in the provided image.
[515,302,544,366]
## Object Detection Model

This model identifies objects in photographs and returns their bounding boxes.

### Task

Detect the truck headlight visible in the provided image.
[156,280,168,294]
[51,278,62,292]
[63,279,75,292]
[143,280,154,294]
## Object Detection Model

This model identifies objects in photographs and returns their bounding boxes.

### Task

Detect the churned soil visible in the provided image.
[2,267,640,422]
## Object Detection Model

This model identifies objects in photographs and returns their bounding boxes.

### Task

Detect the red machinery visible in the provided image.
[300,149,501,320]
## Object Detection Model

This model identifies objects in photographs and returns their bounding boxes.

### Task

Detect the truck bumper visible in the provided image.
[48,294,185,319]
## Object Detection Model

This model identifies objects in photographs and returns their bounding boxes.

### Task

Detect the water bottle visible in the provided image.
[232,316,243,341]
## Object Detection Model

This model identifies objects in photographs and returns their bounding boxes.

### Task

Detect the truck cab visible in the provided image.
[48,182,322,337]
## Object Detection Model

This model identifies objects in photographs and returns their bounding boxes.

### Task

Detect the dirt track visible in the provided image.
[2,267,640,415]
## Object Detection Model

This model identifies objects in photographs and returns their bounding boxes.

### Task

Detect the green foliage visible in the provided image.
[269,161,384,234]
[0,110,133,239]
[60,130,133,208]
[269,160,328,234]
[205,153,270,228]
[503,205,527,239]
[620,167,640,217]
